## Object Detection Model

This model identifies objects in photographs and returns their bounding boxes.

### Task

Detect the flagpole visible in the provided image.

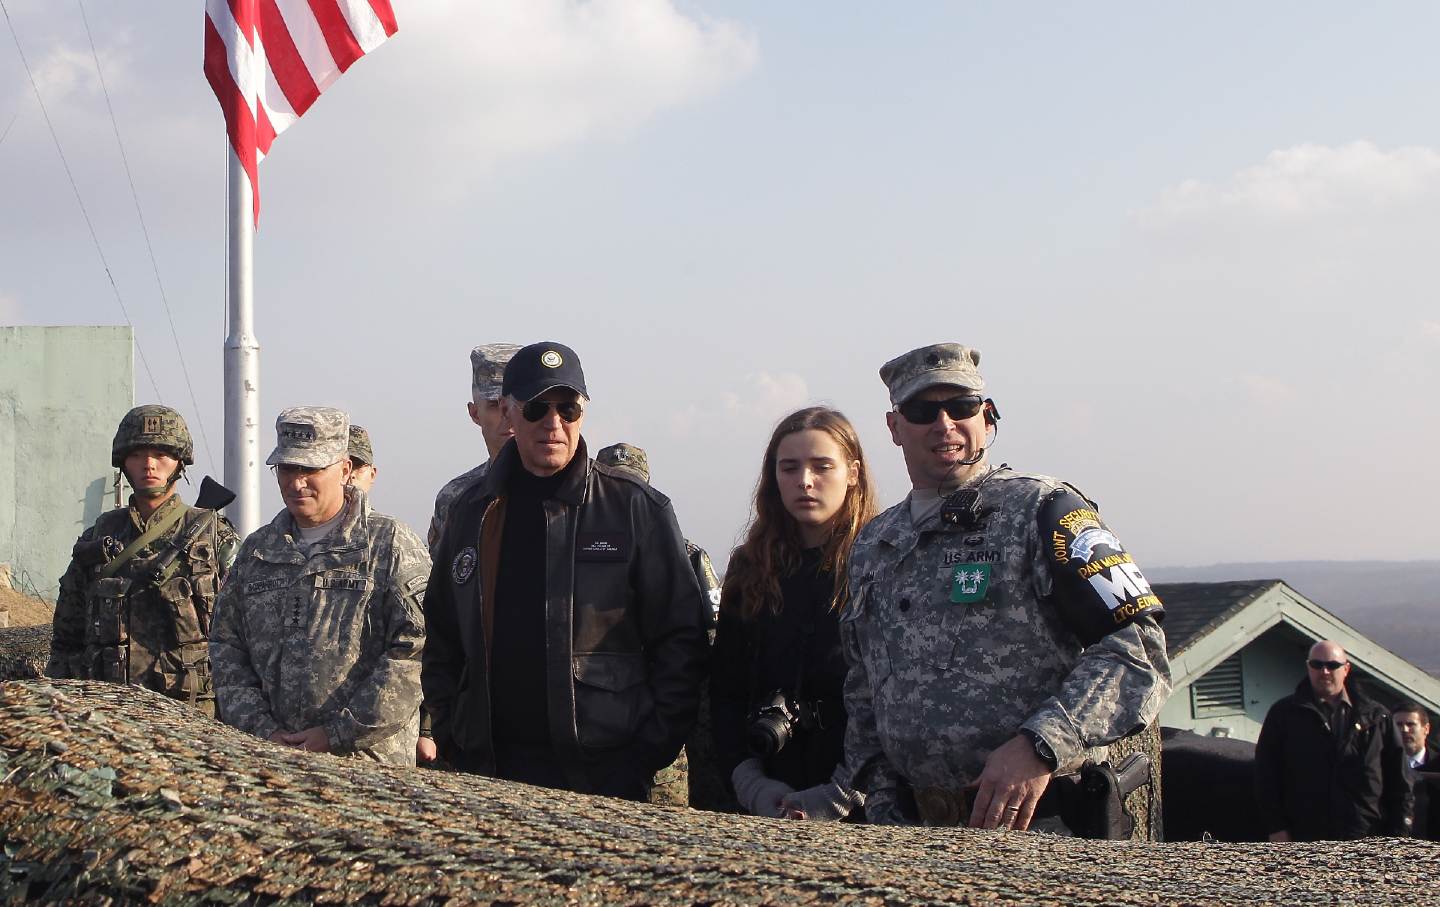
[224,144,261,536]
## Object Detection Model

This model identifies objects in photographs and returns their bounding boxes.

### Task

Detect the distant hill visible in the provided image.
[1150,561,1440,678]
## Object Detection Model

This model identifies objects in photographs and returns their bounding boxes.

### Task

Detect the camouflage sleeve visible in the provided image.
[426,489,447,555]
[838,612,906,824]
[46,537,92,679]
[323,525,429,753]
[214,516,242,576]
[208,545,281,740]
[1019,614,1171,773]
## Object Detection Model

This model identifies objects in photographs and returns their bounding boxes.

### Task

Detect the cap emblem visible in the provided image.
[540,350,563,368]
[280,424,317,442]
[142,415,162,434]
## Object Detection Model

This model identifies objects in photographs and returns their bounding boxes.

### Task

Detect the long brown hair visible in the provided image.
[722,407,877,620]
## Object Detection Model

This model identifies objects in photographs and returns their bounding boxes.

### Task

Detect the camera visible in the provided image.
[746,690,822,758]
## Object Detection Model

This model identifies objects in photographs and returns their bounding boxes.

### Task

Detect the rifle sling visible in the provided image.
[98,504,188,579]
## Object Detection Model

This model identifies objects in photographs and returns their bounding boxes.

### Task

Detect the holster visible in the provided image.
[1042,754,1152,840]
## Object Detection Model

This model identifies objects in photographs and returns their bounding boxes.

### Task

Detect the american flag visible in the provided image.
[203,0,398,223]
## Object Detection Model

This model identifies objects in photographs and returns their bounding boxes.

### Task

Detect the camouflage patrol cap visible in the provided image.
[348,424,374,466]
[880,343,986,405]
[265,406,349,469]
[597,442,649,483]
[471,343,522,402]
[112,405,194,467]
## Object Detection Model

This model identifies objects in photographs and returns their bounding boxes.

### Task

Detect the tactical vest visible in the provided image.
[71,502,226,715]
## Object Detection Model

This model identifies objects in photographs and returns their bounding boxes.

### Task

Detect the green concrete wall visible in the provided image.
[0,326,134,600]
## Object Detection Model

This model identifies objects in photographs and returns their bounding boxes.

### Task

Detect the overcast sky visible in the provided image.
[3,1,1438,569]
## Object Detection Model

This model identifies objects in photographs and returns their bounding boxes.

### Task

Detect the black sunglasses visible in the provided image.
[1307,659,1346,671]
[521,399,584,424]
[895,395,984,425]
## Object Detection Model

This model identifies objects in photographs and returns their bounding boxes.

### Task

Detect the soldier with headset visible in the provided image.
[839,343,1172,832]
[47,405,240,716]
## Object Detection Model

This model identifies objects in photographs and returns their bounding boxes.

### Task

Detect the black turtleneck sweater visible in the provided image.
[489,462,567,747]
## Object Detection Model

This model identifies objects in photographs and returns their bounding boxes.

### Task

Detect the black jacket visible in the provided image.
[709,548,849,791]
[421,438,710,795]
[1255,678,1413,840]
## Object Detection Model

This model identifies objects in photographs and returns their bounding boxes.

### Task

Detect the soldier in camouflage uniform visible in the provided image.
[840,343,1171,831]
[596,442,723,808]
[347,424,377,494]
[419,343,520,764]
[47,405,240,717]
[427,343,522,553]
[210,407,430,766]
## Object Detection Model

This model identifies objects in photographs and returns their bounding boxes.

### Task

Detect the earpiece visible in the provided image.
[984,399,1001,425]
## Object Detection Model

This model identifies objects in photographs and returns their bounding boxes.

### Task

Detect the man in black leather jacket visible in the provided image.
[421,342,709,800]
[1255,640,1413,841]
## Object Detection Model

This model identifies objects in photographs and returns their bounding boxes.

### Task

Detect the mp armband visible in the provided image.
[1040,487,1164,648]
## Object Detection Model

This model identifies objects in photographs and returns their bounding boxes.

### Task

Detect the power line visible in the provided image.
[0,0,162,400]
[76,0,216,473]
[0,104,20,149]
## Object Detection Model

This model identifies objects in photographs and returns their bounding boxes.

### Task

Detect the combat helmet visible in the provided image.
[111,405,195,467]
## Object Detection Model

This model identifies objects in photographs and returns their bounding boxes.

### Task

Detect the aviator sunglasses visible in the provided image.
[1307,659,1346,672]
[895,395,985,425]
[520,399,585,423]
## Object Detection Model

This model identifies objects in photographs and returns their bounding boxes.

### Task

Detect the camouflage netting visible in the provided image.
[0,626,50,682]
[3,681,1437,906]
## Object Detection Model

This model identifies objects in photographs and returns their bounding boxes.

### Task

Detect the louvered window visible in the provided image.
[1191,653,1245,717]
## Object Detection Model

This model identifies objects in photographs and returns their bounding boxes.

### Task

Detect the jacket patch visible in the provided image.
[315,573,369,592]
[244,578,288,595]
[577,533,629,562]
[452,547,477,585]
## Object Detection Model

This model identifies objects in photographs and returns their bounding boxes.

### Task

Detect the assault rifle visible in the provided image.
[145,477,236,586]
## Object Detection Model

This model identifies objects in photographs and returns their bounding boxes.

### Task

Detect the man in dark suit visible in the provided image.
[1393,701,1439,839]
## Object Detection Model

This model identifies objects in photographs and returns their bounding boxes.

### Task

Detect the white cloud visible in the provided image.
[1238,374,1294,406]
[372,0,759,174]
[1423,320,1440,342]
[669,371,809,436]
[1139,141,1440,227]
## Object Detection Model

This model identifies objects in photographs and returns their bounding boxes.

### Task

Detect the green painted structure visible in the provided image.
[1156,580,1440,742]
[0,326,134,601]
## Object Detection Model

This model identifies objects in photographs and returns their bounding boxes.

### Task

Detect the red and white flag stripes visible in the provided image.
[203,0,398,223]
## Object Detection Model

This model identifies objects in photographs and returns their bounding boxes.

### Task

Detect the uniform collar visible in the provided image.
[128,492,184,531]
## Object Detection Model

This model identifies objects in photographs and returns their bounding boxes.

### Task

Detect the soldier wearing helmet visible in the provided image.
[47,405,240,716]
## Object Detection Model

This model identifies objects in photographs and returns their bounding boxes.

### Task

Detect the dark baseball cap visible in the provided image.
[502,341,589,402]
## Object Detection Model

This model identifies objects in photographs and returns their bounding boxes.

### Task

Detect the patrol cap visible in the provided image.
[471,343,522,402]
[266,406,349,469]
[596,442,649,483]
[348,424,374,466]
[880,343,986,405]
[502,341,589,403]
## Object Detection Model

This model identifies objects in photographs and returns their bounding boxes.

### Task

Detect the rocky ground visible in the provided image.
[2,679,1435,906]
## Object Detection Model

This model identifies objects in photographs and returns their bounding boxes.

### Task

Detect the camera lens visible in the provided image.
[746,711,793,758]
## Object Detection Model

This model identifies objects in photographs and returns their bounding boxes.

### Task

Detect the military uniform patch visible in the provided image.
[950,563,991,603]
[452,546,477,585]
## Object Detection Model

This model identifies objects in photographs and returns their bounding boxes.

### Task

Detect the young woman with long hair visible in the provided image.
[710,406,878,820]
